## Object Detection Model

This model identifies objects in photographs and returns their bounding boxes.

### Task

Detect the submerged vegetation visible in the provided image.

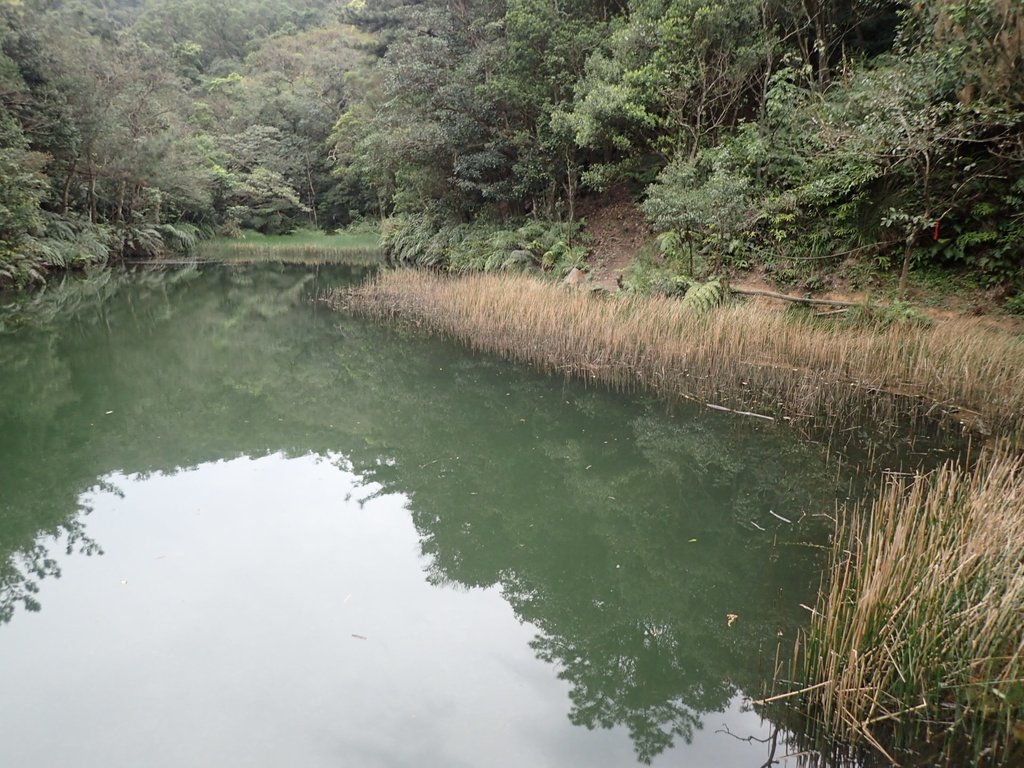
[798,450,1024,764]
[333,270,1024,444]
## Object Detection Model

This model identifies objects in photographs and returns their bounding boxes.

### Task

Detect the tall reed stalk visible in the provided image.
[332,270,1024,442]
[798,450,1024,763]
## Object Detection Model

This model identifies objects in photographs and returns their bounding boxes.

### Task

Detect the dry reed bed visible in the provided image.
[332,270,1024,440]
[798,450,1024,762]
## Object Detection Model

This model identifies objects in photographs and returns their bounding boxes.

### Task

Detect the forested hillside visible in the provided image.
[2,0,1022,302]
[1,0,370,285]
[334,0,1022,299]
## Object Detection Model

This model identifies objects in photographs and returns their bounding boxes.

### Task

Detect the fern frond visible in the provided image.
[681,278,725,315]
[483,249,504,272]
[157,222,201,252]
[501,250,534,271]
[657,230,687,259]
[121,225,164,258]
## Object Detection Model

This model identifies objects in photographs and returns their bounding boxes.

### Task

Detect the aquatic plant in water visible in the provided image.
[797,450,1024,765]
[332,270,1024,446]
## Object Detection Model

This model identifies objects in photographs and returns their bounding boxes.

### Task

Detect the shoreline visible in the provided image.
[331,267,1024,763]
[331,269,1024,447]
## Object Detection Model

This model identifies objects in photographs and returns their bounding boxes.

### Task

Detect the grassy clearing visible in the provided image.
[332,270,1024,443]
[194,230,381,265]
[796,450,1024,763]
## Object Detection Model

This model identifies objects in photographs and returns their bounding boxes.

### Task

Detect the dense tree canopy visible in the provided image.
[333,0,1022,295]
[1,0,368,286]
[1,0,1021,297]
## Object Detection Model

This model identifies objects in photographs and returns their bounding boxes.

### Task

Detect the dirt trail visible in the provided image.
[577,190,1021,332]
[579,188,652,291]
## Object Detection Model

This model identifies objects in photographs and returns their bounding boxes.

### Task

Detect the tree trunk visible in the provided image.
[88,170,97,223]
[898,240,913,299]
[306,160,319,230]
[564,150,577,228]
[61,158,78,215]
[115,181,126,223]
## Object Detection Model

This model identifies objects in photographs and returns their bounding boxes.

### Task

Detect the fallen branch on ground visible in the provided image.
[730,287,864,308]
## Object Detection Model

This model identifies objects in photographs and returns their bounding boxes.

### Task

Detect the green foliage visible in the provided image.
[114,217,203,260]
[922,179,1024,286]
[380,214,587,275]
[0,0,368,289]
[0,100,46,285]
[1003,293,1024,317]
[643,147,752,276]
[28,215,111,269]
[843,299,933,331]
[2,0,1022,296]
[0,89,112,286]
[567,0,773,161]
[157,222,202,252]
[680,278,726,315]
[379,213,455,268]
[540,239,589,277]
[913,0,1024,109]
[620,256,691,296]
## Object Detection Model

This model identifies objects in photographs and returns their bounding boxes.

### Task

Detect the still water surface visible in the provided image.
[1,265,842,766]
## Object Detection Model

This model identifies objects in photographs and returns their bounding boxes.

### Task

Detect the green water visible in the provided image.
[1,264,847,766]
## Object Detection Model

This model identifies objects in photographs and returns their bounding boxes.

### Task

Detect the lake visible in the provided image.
[0,264,866,767]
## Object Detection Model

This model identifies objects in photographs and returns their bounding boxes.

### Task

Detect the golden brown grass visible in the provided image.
[797,450,1024,762]
[332,270,1024,441]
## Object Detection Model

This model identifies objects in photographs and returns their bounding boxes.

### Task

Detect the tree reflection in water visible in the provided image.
[0,264,839,763]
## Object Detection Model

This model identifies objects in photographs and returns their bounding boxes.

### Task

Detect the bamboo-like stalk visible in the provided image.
[330,270,1024,441]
